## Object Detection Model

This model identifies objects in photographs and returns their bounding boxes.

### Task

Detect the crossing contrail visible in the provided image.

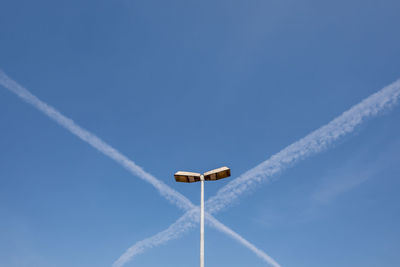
[0,70,280,267]
[113,209,281,267]
[122,78,400,264]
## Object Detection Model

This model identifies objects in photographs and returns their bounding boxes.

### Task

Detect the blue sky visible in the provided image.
[1,0,400,266]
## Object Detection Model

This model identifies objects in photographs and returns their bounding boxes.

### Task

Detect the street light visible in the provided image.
[174,166,231,267]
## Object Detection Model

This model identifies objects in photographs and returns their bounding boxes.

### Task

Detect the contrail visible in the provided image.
[206,78,400,214]
[113,210,198,267]
[206,214,281,267]
[123,78,400,264]
[0,70,192,212]
[0,70,280,267]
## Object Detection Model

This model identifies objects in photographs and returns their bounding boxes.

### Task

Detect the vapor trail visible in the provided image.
[0,70,193,212]
[0,70,280,267]
[206,78,400,214]
[206,214,281,267]
[123,78,400,264]
[113,210,198,267]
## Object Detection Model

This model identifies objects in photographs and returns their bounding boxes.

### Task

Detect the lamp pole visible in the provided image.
[200,174,205,267]
[174,167,231,267]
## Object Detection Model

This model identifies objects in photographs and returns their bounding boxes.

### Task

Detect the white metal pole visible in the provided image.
[200,174,205,267]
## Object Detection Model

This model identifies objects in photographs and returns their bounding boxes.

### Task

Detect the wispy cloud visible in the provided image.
[312,140,400,205]
[312,168,372,204]
[253,138,400,228]
[0,70,280,267]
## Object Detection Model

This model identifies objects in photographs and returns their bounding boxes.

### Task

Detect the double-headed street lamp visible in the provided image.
[174,167,231,267]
